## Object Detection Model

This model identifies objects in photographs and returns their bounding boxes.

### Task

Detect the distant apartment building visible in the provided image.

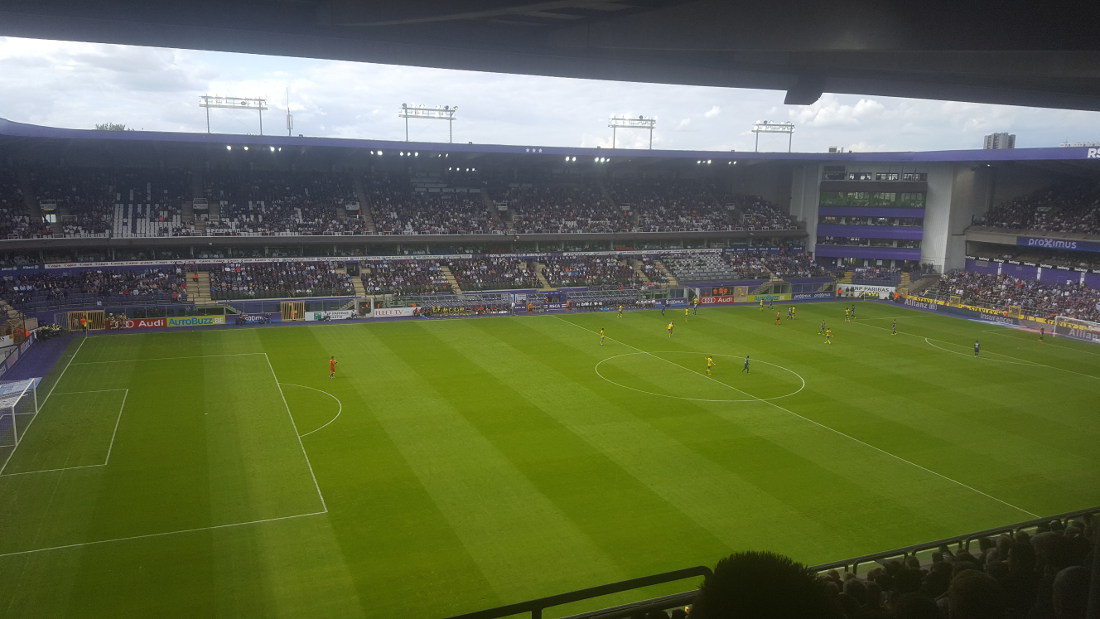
[984,132,1016,149]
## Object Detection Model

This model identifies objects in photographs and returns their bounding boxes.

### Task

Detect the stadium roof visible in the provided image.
[2,1,1099,112]
[3,117,1099,165]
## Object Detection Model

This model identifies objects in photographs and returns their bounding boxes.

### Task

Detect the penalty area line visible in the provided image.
[265,354,328,513]
[0,336,89,477]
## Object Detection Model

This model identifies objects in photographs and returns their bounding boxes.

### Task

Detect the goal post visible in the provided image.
[0,378,40,452]
[1053,316,1100,344]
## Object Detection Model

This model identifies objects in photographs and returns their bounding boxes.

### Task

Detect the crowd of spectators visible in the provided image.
[973,183,1100,235]
[209,261,353,299]
[659,515,1095,619]
[732,194,800,231]
[1,170,47,239]
[448,257,539,290]
[205,171,361,236]
[539,255,642,287]
[1,166,810,238]
[0,174,37,238]
[372,192,501,235]
[612,179,729,232]
[0,267,189,311]
[931,270,1100,321]
[660,250,826,282]
[361,259,451,296]
[638,256,671,284]
[850,266,907,285]
[503,184,632,233]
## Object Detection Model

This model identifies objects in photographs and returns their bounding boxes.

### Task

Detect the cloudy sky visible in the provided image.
[1,36,1098,154]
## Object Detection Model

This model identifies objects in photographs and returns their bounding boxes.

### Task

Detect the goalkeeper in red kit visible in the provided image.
[329,356,337,379]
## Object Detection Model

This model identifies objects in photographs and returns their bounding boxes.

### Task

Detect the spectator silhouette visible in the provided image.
[691,551,841,619]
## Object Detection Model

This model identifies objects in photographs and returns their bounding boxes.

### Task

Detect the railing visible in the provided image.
[445,566,711,619]
[809,505,1099,575]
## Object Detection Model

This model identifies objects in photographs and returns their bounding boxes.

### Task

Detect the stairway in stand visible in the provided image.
[627,258,651,285]
[530,261,553,290]
[838,270,854,284]
[654,260,679,286]
[441,266,462,294]
[189,271,213,304]
[335,266,368,298]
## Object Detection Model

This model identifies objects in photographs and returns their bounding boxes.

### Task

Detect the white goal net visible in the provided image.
[0,378,40,452]
[1053,316,1100,344]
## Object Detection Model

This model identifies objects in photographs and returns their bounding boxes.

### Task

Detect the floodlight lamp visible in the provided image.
[707,160,712,164]
[243,146,249,151]
[270,146,275,152]
[377,150,383,156]
[414,152,419,157]
[226,145,232,151]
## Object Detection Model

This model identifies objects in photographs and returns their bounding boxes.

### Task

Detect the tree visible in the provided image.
[94,123,134,131]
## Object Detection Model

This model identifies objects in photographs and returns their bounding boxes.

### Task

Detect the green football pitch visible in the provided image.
[2,301,1098,617]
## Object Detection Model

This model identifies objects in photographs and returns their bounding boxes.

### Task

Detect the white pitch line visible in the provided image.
[0,389,129,477]
[103,389,128,465]
[0,463,106,477]
[852,318,1098,379]
[281,383,344,438]
[72,352,266,365]
[921,337,1040,367]
[555,316,1040,519]
[0,336,88,476]
[0,510,326,559]
[264,354,328,513]
[48,389,129,395]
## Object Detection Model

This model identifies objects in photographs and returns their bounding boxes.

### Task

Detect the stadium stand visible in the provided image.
[929,270,1100,321]
[500,183,633,233]
[366,173,501,235]
[447,257,539,291]
[361,259,451,295]
[209,261,353,299]
[972,182,1100,235]
[0,267,189,312]
[539,255,641,288]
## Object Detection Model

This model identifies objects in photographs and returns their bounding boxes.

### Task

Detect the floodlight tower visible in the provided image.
[199,95,269,135]
[751,120,795,152]
[609,115,657,149]
[399,104,458,143]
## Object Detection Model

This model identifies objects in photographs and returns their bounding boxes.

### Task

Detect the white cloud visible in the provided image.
[704,105,721,119]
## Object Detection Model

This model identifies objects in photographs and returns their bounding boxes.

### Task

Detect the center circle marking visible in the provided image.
[594,351,805,402]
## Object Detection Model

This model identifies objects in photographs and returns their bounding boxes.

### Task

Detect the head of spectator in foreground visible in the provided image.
[691,551,841,619]
[1052,565,1088,619]
[948,569,1006,619]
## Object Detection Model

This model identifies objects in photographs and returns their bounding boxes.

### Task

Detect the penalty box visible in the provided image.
[0,353,325,557]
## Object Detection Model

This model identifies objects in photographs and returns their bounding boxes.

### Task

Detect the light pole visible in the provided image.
[399,104,458,143]
[609,115,657,149]
[751,120,795,152]
[199,95,269,135]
